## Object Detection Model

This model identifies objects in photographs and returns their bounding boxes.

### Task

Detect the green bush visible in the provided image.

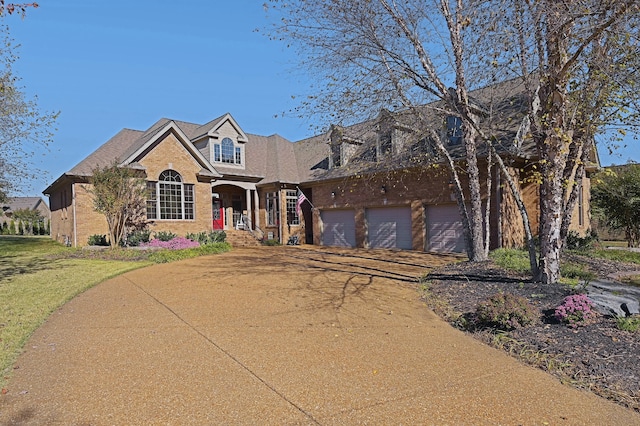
[18,220,24,235]
[476,292,538,330]
[262,238,281,246]
[566,230,599,251]
[1,221,7,235]
[616,316,640,333]
[9,220,16,235]
[87,234,109,246]
[186,230,226,245]
[154,231,177,242]
[126,229,152,247]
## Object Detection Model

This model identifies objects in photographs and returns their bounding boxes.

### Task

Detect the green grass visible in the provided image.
[489,247,609,285]
[0,236,231,388]
[592,249,640,265]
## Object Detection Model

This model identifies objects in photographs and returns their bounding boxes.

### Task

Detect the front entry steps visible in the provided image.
[225,230,262,248]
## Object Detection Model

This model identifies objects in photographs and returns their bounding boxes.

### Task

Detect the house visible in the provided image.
[43,80,596,251]
[1,197,51,221]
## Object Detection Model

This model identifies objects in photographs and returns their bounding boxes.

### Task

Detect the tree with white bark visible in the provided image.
[267,0,640,283]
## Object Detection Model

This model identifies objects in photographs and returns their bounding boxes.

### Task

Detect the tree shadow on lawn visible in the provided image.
[0,254,65,282]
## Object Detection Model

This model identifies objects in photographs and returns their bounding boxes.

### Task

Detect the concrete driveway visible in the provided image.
[1,246,638,425]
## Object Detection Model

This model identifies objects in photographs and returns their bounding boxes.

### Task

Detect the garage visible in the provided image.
[426,204,465,253]
[321,209,356,247]
[366,207,413,250]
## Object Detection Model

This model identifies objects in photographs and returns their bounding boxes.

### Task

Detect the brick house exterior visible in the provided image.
[43,82,596,251]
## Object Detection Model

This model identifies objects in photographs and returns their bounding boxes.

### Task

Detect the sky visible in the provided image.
[6,1,640,197]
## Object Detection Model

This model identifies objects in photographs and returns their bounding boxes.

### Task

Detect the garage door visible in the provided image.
[366,207,412,250]
[426,204,465,253]
[321,209,356,247]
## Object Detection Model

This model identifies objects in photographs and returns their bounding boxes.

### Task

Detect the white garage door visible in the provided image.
[366,207,412,250]
[426,204,465,253]
[321,209,356,247]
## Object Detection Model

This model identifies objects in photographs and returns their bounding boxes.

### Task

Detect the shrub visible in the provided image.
[154,231,177,242]
[8,219,15,235]
[18,220,23,235]
[148,242,231,263]
[1,221,7,234]
[262,238,281,246]
[565,229,599,251]
[554,294,597,328]
[186,230,226,245]
[87,234,109,246]
[616,316,640,333]
[476,292,538,330]
[126,229,152,247]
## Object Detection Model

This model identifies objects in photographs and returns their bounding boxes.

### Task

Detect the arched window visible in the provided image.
[221,138,234,163]
[146,170,194,220]
[213,137,242,165]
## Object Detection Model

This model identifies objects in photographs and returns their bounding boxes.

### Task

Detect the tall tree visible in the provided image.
[88,163,147,248]
[0,17,57,202]
[490,0,640,282]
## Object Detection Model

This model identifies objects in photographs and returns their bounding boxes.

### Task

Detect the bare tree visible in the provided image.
[269,0,640,283]
[490,0,640,283]
[88,163,147,248]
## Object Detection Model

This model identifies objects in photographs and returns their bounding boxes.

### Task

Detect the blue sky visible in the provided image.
[7,1,640,196]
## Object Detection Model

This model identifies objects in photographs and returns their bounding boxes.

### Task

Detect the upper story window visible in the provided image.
[146,170,194,220]
[446,116,463,145]
[214,137,242,165]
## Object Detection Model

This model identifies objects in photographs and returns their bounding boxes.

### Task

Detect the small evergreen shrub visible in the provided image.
[565,230,599,251]
[554,294,597,328]
[154,231,177,242]
[476,292,538,330]
[262,238,281,246]
[616,316,640,333]
[126,229,152,247]
[18,220,24,235]
[87,234,109,246]
[8,219,15,235]
[1,221,7,234]
[186,230,226,245]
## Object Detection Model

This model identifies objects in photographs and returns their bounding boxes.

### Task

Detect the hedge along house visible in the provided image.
[44,78,597,251]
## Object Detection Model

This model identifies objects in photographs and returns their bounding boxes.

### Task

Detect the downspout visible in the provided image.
[278,187,283,244]
[72,183,78,248]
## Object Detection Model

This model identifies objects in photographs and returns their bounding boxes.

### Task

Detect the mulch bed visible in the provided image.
[424,255,640,412]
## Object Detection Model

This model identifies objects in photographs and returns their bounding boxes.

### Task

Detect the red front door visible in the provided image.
[212,200,224,230]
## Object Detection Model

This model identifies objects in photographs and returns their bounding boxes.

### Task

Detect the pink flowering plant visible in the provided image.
[554,294,597,328]
[141,236,200,250]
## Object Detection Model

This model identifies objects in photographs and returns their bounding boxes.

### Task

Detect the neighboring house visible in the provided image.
[1,197,51,220]
[43,79,596,251]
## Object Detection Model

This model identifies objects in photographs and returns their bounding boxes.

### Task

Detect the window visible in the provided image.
[446,116,463,145]
[146,181,157,219]
[266,192,279,226]
[213,137,242,165]
[146,170,194,220]
[285,190,300,225]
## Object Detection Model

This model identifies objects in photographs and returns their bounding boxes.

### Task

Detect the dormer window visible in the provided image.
[446,116,463,145]
[213,137,242,165]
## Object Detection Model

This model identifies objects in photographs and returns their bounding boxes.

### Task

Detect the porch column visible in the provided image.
[253,189,260,228]
[245,189,252,230]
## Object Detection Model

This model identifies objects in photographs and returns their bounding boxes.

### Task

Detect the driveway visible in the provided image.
[1,246,638,425]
